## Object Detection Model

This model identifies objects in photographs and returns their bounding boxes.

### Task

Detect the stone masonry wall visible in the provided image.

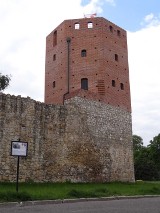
[0,93,135,182]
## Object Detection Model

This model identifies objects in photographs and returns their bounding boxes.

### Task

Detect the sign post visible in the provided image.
[16,156,20,192]
[11,140,28,192]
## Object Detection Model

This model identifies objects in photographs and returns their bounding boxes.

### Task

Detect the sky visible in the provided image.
[0,0,160,146]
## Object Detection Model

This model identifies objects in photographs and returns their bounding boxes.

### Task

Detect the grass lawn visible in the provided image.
[0,181,160,202]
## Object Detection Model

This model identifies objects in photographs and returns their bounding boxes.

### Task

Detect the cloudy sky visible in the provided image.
[0,0,160,145]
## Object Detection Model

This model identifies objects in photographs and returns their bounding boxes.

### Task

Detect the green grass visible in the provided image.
[0,182,160,202]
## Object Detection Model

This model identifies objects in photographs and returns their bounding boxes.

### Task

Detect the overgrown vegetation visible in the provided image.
[0,182,160,202]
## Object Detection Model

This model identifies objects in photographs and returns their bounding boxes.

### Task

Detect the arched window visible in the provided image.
[109,25,113,32]
[115,54,118,61]
[120,83,124,90]
[117,30,121,36]
[81,78,88,90]
[53,54,56,61]
[53,81,55,88]
[75,23,80,29]
[112,80,115,87]
[53,30,57,46]
[88,22,93,28]
[81,49,87,57]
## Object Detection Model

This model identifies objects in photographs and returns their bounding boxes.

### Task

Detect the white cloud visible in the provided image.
[82,0,115,15]
[144,13,154,22]
[141,13,160,27]
[128,24,160,145]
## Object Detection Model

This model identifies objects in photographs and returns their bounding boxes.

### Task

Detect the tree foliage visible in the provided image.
[132,135,143,151]
[0,73,11,91]
[133,134,160,181]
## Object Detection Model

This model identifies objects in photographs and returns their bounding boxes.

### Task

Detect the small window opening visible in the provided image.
[53,30,57,46]
[53,81,55,88]
[75,23,80,29]
[120,83,124,90]
[81,49,87,57]
[112,80,116,87]
[88,22,93,28]
[109,25,113,32]
[81,78,88,90]
[117,30,121,36]
[53,54,56,61]
[115,54,118,61]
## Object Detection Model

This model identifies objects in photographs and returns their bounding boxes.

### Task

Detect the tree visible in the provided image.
[0,73,11,91]
[133,134,160,180]
[134,146,159,180]
[132,135,143,152]
[148,134,160,177]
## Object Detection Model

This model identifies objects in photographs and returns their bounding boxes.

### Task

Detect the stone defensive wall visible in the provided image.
[0,93,135,182]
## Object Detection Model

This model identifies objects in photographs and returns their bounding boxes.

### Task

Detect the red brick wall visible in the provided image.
[45,17,131,112]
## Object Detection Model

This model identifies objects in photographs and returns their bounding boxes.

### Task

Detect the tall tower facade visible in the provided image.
[45,17,131,112]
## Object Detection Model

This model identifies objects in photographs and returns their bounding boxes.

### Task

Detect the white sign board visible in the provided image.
[11,141,28,157]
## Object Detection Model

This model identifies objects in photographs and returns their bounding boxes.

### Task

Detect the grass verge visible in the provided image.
[0,181,160,202]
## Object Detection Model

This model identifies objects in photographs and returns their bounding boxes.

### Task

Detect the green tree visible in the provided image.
[132,135,143,152]
[134,146,158,180]
[0,73,11,91]
[148,134,160,178]
[132,135,159,180]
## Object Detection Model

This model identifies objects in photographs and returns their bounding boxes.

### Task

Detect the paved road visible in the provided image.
[1,197,160,213]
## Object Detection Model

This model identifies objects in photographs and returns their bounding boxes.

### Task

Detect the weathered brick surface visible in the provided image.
[45,17,131,112]
[0,93,134,182]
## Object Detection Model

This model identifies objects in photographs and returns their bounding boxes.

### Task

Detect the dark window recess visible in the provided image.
[109,25,113,32]
[115,54,118,61]
[81,78,88,90]
[81,49,87,57]
[117,30,121,36]
[120,83,124,90]
[53,81,55,88]
[53,30,57,46]
[112,80,116,87]
[53,54,56,61]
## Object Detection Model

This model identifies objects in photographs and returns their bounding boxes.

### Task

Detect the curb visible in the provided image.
[0,195,160,208]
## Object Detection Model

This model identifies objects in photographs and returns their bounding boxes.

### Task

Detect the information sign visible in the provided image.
[11,141,28,157]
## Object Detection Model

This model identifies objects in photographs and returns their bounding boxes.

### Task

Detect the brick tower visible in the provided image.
[45,17,131,112]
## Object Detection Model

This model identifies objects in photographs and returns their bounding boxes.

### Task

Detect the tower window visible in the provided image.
[88,22,93,28]
[81,49,87,57]
[112,80,116,87]
[53,30,57,46]
[75,23,80,29]
[81,78,88,90]
[109,25,113,32]
[115,54,118,61]
[53,54,56,61]
[53,81,55,88]
[120,83,124,90]
[117,30,121,36]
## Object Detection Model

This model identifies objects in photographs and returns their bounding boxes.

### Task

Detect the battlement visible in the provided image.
[0,93,134,182]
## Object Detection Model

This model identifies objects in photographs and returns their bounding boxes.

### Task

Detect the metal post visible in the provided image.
[16,156,20,192]
[66,37,71,93]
